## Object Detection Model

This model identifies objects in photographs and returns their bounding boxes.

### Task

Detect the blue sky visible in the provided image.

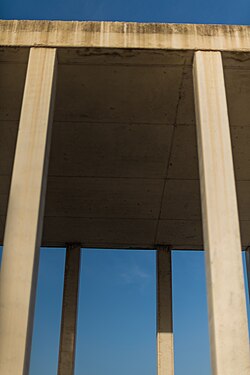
[0,247,249,375]
[1,1,250,374]
[29,249,212,375]
[2,0,250,24]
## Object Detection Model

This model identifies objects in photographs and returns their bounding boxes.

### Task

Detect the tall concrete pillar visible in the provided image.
[157,249,174,375]
[58,244,81,375]
[246,248,250,301]
[0,48,57,375]
[193,51,250,375]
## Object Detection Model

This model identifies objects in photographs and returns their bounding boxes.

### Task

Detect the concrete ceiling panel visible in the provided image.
[0,176,11,216]
[0,63,27,121]
[45,176,164,219]
[160,179,201,220]
[231,126,250,180]
[1,47,250,249]
[236,181,250,221]
[176,67,196,126]
[239,221,250,247]
[222,52,250,69]
[0,121,18,175]
[224,68,250,126]
[54,64,183,124]
[49,122,174,178]
[0,47,29,63]
[57,48,193,66]
[156,219,203,249]
[167,125,199,179]
[42,217,157,248]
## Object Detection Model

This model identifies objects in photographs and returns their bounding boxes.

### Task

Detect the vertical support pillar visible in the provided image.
[246,248,250,301]
[193,51,250,375]
[0,48,57,375]
[157,248,174,375]
[58,244,81,375]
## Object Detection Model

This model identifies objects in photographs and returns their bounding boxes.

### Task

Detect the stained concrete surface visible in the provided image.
[1,45,250,249]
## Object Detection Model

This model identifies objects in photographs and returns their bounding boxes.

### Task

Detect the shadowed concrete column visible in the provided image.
[0,48,57,375]
[157,248,174,375]
[58,244,81,375]
[193,51,250,375]
[246,248,250,301]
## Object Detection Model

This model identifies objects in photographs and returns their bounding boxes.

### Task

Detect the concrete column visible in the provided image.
[0,48,57,375]
[193,51,250,375]
[246,248,250,301]
[58,245,81,375]
[157,249,174,375]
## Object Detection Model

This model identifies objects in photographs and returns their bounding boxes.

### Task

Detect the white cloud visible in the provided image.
[120,262,151,286]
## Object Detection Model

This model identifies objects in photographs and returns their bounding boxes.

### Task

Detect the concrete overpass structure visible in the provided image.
[0,20,249,374]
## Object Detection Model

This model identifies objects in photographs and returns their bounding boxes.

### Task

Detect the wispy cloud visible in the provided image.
[118,260,152,293]
[120,264,150,284]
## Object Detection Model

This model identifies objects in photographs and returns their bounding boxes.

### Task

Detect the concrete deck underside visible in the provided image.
[1,21,250,249]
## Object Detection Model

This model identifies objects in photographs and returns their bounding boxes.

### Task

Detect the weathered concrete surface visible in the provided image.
[58,245,81,375]
[1,21,250,51]
[1,26,250,250]
[193,51,250,375]
[157,249,174,375]
[0,48,57,375]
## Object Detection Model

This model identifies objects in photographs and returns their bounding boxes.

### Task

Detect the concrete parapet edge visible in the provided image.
[1,20,250,51]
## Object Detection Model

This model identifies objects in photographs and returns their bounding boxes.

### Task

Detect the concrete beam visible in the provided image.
[0,48,57,375]
[1,21,250,51]
[193,51,250,375]
[157,249,174,375]
[58,244,81,375]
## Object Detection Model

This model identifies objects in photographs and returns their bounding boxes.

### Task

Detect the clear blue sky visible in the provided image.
[1,1,250,374]
[2,0,250,24]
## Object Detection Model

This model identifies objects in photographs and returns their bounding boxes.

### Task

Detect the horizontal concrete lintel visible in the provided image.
[1,20,250,51]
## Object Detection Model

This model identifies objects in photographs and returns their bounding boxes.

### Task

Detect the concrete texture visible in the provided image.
[58,245,81,375]
[157,249,174,375]
[1,43,250,248]
[1,21,250,51]
[193,51,250,375]
[0,48,57,375]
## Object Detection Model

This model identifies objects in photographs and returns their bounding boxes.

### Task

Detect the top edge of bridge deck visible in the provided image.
[1,20,250,51]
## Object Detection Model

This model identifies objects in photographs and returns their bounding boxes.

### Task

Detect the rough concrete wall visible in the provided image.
[1,20,250,50]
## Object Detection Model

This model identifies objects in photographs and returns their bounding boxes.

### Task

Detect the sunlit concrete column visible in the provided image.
[246,248,250,301]
[193,51,250,375]
[0,48,57,375]
[157,248,174,375]
[58,244,81,375]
